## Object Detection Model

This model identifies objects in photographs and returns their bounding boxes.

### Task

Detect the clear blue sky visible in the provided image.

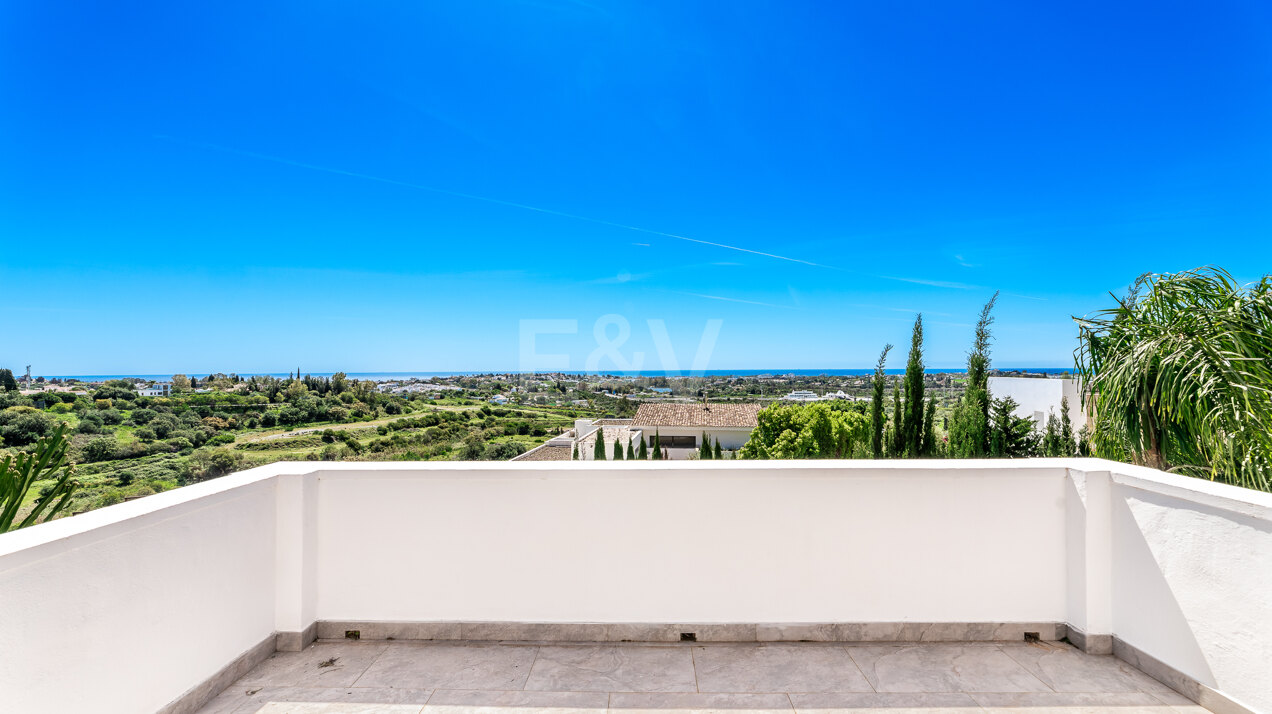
[3,1,1271,375]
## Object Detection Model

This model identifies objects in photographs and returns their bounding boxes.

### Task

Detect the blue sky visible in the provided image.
[3,1,1271,375]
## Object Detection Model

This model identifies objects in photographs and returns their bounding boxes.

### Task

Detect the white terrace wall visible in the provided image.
[1,459,1270,713]
[311,461,1068,623]
[0,465,291,714]
[1108,465,1272,712]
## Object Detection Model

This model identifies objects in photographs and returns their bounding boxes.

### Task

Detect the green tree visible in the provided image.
[594,428,606,460]
[1,423,79,532]
[699,432,712,459]
[889,377,903,457]
[921,398,937,456]
[638,437,648,460]
[626,440,636,460]
[989,397,1038,458]
[738,403,869,459]
[1075,267,1272,490]
[651,430,662,460]
[572,443,579,460]
[0,368,17,392]
[870,344,893,458]
[1042,412,1062,457]
[714,438,723,460]
[1059,397,1076,457]
[948,293,998,458]
[613,439,624,460]
[901,315,925,457]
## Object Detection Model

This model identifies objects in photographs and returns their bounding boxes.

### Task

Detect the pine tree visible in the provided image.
[714,438,723,459]
[870,345,892,458]
[901,314,925,457]
[638,438,648,460]
[626,440,636,460]
[613,440,624,460]
[594,428,606,460]
[652,430,662,460]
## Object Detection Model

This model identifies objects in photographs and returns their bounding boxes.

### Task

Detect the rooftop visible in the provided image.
[2,459,1269,714]
[632,403,761,428]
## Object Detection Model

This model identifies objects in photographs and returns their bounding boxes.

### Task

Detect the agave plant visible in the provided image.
[1,422,80,532]
[1074,266,1272,491]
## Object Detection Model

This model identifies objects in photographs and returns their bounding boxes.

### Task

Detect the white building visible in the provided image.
[782,390,820,401]
[136,383,171,398]
[988,376,1088,431]
[489,394,509,405]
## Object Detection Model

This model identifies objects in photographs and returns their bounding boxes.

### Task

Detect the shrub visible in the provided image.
[81,437,117,463]
[98,408,124,425]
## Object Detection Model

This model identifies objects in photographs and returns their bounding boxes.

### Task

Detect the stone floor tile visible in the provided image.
[789,692,981,714]
[238,642,390,688]
[524,645,698,692]
[693,644,872,693]
[610,692,794,714]
[354,643,539,690]
[253,704,423,713]
[194,684,270,714]
[970,690,1178,713]
[847,644,1051,693]
[997,642,1177,694]
[424,689,608,714]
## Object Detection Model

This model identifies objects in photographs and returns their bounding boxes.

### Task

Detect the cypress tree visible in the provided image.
[889,377,903,457]
[870,345,892,458]
[626,440,636,460]
[922,398,937,456]
[652,430,662,460]
[1059,397,1076,456]
[613,440,624,460]
[594,428,606,460]
[572,443,579,460]
[638,438,648,460]
[714,438,723,460]
[699,432,712,459]
[949,292,999,458]
[901,314,925,457]
[1043,412,1061,456]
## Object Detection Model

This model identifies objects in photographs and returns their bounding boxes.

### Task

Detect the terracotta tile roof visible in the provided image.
[632,402,761,428]
[512,444,574,461]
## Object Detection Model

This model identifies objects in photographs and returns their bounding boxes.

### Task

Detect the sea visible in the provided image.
[42,368,1074,382]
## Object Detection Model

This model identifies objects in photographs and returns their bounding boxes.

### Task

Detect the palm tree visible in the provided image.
[1074,266,1272,491]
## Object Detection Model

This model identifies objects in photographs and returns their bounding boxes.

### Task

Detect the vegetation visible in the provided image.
[2,423,78,532]
[738,401,869,459]
[1075,266,1272,490]
[901,315,926,457]
[870,345,892,458]
[948,293,998,458]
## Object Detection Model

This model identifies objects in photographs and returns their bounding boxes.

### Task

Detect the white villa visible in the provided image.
[989,376,1089,430]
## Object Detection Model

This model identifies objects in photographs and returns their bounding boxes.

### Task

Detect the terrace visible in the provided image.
[1,460,1269,714]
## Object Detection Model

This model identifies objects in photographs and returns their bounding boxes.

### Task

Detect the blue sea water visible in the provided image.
[41,367,1073,382]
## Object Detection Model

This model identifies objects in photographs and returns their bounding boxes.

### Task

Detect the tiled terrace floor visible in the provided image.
[197,640,1206,714]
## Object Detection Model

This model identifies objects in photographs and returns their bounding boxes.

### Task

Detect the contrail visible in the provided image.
[155,135,829,268]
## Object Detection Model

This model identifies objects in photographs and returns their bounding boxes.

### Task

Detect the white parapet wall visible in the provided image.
[0,459,1269,713]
